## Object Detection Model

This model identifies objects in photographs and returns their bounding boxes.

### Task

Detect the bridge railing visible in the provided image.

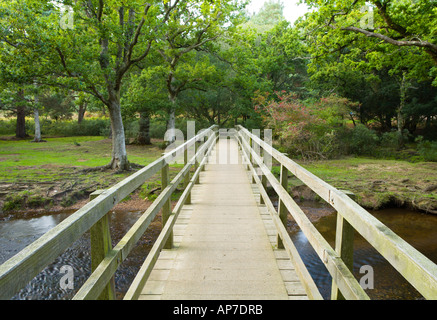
[236,125,437,300]
[0,125,218,300]
[122,130,218,300]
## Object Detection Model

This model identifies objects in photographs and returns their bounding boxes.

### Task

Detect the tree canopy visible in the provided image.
[0,0,436,163]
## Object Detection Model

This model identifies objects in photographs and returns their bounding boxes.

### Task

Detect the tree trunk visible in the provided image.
[425,115,431,130]
[15,104,27,138]
[78,103,87,124]
[397,72,410,148]
[385,114,392,130]
[32,82,44,142]
[33,107,42,142]
[349,112,356,127]
[167,96,177,143]
[397,109,404,134]
[108,100,129,170]
[137,112,151,145]
[397,73,407,134]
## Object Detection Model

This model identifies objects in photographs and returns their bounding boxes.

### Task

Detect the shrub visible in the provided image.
[0,119,17,135]
[417,137,437,162]
[25,118,111,137]
[348,124,379,155]
[124,119,139,143]
[243,117,263,131]
[149,119,167,139]
[380,130,403,149]
[254,92,356,160]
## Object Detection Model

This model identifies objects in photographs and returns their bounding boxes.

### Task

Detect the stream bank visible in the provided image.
[297,158,437,215]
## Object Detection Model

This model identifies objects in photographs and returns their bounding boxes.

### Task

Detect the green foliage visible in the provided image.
[0,119,16,135]
[417,137,437,162]
[37,118,109,137]
[254,91,356,159]
[299,0,437,137]
[348,124,379,155]
[148,119,168,140]
[380,130,412,151]
[247,0,285,30]
[243,116,263,131]
[0,118,110,137]
[0,0,436,165]
[302,0,437,82]
[2,191,30,211]
[39,91,75,121]
[270,165,280,178]
[380,130,403,149]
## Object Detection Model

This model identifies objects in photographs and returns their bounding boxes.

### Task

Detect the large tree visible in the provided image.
[0,85,31,138]
[297,0,437,133]
[0,0,184,170]
[155,0,245,141]
[302,0,437,84]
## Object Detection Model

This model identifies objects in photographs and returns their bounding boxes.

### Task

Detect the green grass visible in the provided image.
[301,157,436,183]
[0,136,165,183]
[0,136,174,212]
[0,136,107,167]
[297,157,437,211]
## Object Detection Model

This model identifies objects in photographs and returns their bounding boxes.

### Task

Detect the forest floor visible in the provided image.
[0,135,436,219]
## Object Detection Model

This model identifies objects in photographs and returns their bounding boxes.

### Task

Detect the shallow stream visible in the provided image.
[288,206,437,300]
[0,210,157,300]
[1,205,436,300]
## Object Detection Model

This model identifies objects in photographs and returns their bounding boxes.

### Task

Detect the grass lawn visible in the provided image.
[298,157,437,213]
[0,136,182,214]
[0,136,164,180]
[2,135,436,215]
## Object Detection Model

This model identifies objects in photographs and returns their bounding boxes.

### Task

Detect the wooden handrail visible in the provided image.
[74,131,218,300]
[123,133,218,300]
[236,125,437,300]
[236,129,368,300]
[0,125,217,300]
[237,133,324,300]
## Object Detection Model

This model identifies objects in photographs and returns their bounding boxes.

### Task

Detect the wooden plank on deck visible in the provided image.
[136,138,308,300]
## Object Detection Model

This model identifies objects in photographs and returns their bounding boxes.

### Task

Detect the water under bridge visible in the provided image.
[1,125,436,300]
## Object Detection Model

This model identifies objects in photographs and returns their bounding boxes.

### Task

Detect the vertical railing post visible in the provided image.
[201,136,206,171]
[200,135,208,171]
[331,191,355,300]
[89,190,115,300]
[184,146,191,204]
[251,129,260,184]
[249,136,253,166]
[259,142,267,204]
[260,174,267,205]
[277,164,289,249]
[195,139,200,184]
[246,133,251,170]
[243,132,249,170]
[237,129,243,165]
[161,156,173,249]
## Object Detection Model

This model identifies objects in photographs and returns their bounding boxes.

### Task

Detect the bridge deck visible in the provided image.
[136,138,308,300]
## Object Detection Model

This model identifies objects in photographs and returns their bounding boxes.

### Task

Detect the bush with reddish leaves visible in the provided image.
[253,91,358,159]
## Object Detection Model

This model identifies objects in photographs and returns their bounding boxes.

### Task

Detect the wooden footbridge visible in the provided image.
[1,125,437,300]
